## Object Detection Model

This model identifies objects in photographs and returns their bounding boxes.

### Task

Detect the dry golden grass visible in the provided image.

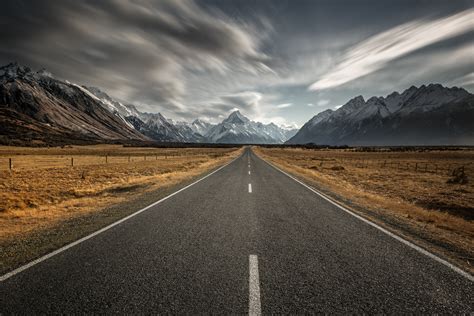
[0,145,242,241]
[254,147,474,271]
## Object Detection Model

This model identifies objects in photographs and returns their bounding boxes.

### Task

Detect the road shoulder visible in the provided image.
[253,148,474,276]
[0,154,240,276]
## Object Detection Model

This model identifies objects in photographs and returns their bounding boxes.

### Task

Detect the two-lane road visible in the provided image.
[1,147,472,313]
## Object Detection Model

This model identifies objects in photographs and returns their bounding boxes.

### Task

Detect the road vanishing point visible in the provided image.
[0,147,472,313]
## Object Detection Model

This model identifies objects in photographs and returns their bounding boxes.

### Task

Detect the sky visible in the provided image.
[1,0,473,127]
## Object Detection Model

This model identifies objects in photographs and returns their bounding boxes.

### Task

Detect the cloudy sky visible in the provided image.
[1,0,473,127]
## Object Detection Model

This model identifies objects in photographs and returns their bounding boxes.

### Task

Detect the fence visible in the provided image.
[0,151,222,172]
[306,157,471,176]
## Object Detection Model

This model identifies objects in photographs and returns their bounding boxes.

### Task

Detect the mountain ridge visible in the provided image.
[0,62,148,145]
[288,84,474,145]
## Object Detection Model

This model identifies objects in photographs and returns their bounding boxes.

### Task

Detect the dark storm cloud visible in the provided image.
[0,0,270,115]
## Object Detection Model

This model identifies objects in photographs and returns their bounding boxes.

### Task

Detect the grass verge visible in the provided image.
[254,147,473,274]
[0,146,242,274]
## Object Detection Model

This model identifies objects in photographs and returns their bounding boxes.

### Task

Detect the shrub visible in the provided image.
[446,167,468,184]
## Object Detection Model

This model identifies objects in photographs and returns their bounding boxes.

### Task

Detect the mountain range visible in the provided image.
[288,84,474,146]
[0,63,296,145]
[1,62,473,146]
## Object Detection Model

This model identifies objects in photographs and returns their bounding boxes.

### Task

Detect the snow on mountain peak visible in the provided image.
[83,86,141,119]
[288,83,474,145]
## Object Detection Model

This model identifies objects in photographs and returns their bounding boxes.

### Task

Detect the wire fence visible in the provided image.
[295,156,472,176]
[0,151,226,171]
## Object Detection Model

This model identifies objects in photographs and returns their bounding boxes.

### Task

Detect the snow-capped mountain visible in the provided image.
[83,86,141,118]
[288,84,474,145]
[84,86,295,144]
[205,110,297,144]
[84,87,199,142]
[168,119,205,142]
[190,119,215,136]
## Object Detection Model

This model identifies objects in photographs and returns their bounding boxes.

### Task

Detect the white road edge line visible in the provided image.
[248,171,251,175]
[249,255,262,316]
[0,153,243,282]
[249,183,252,193]
[257,154,474,282]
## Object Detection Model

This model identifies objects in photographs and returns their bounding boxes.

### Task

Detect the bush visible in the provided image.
[446,167,468,184]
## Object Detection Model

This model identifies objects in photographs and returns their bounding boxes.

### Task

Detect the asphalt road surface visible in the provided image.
[1,147,472,313]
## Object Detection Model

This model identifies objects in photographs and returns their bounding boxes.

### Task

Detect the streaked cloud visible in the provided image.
[276,103,292,109]
[451,72,474,87]
[0,0,272,118]
[0,1,472,126]
[309,9,474,91]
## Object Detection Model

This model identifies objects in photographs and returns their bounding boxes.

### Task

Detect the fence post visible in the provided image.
[415,163,418,172]
[71,157,74,167]
[9,158,12,170]
[128,155,131,163]
[144,155,146,161]
[105,155,108,164]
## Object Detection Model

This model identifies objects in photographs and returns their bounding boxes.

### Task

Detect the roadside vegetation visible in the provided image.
[0,144,241,272]
[254,146,474,272]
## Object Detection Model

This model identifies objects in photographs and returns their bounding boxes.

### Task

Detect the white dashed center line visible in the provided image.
[249,255,261,316]
[248,183,252,193]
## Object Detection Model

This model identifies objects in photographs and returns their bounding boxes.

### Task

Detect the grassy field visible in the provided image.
[254,146,474,272]
[0,145,241,241]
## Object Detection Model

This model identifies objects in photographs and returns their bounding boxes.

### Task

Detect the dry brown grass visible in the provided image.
[254,146,474,272]
[0,145,242,241]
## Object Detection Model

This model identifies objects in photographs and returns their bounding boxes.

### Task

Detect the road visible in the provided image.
[0,147,472,313]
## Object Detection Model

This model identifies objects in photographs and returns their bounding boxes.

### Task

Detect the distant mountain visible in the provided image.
[205,110,297,144]
[85,86,295,144]
[190,119,215,136]
[288,84,474,146]
[124,113,186,142]
[0,62,147,145]
[85,87,202,142]
[0,62,297,145]
[168,119,205,143]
